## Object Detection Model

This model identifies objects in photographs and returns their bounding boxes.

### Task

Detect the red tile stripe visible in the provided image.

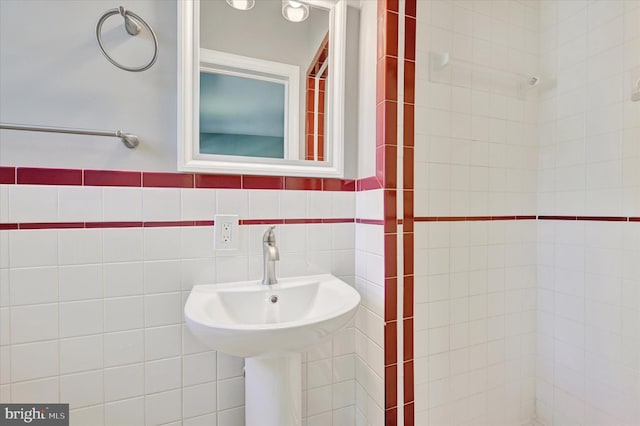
[0,167,16,184]
[403,0,417,419]
[0,218,357,230]
[0,166,369,192]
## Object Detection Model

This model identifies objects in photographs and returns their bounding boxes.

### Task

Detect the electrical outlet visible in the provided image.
[214,214,239,250]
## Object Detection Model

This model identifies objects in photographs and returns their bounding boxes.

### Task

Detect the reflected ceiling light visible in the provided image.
[226,0,255,11]
[282,0,309,22]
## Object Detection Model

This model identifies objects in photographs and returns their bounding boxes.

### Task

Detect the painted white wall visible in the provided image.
[0,0,357,178]
[0,0,178,171]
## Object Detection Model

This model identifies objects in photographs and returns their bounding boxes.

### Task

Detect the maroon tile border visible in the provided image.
[0,218,359,230]
[84,170,141,187]
[1,165,372,192]
[0,167,16,184]
[143,172,194,188]
[17,167,82,186]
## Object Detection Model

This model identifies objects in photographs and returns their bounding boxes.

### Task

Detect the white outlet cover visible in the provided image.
[214,214,239,251]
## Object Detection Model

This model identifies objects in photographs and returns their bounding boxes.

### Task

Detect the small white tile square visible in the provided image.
[145,389,182,425]
[217,376,244,411]
[103,330,144,368]
[59,264,102,301]
[143,228,182,260]
[103,262,143,297]
[9,230,57,268]
[182,188,216,221]
[143,261,182,294]
[102,229,143,263]
[9,267,58,305]
[58,229,102,265]
[8,185,58,222]
[104,364,144,402]
[216,189,248,217]
[105,397,144,426]
[104,296,143,333]
[60,334,103,374]
[247,190,280,219]
[144,292,182,327]
[11,377,59,403]
[10,303,58,344]
[142,188,182,221]
[58,187,102,222]
[103,187,143,222]
[11,341,58,382]
[145,357,182,394]
[60,370,103,409]
[60,300,103,338]
[183,382,217,418]
[183,351,217,386]
[145,325,181,361]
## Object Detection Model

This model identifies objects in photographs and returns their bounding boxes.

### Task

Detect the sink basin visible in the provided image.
[184,274,360,358]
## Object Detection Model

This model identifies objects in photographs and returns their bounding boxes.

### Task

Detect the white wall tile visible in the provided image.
[102,229,143,263]
[183,351,217,386]
[105,397,144,426]
[59,264,102,301]
[145,389,182,425]
[144,292,181,327]
[9,267,58,305]
[183,382,216,419]
[145,325,181,361]
[143,228,182,260]
[59,229,102,265]
[103,262,143,297]
[182,188,216,221]
[217,377,244,411]
[103,187,142,222]
[59,300,103,338]
[8,185,58,222]
[142,188,181,221]
[9,230,57,268]
[145,357,182,394]
[11,377,58,403]
[143,261,182,294]
[103,330,144,368]
[60,370,103,409]
[60,335,103,374]
[104,363,144,402]
[70,405,104,426]
[11,341,58,382]
[10,303,58,344]
[104,296,143,333]
[58,187,102,222]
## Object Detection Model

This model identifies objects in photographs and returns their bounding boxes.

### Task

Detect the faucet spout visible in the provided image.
[262,226,279,285]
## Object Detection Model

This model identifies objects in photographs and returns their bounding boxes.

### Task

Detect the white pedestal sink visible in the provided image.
[184,274,360,426]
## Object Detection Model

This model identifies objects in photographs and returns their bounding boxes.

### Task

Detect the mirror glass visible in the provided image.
[178,0,346,177]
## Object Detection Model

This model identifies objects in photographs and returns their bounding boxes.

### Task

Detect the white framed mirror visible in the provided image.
[178,0,346,177]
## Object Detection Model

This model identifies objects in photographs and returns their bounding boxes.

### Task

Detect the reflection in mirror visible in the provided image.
[200,0,329,162]
[198,50,300,160]
[178,0,346,177]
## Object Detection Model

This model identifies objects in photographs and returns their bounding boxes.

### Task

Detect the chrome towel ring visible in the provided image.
[96,6,158,72]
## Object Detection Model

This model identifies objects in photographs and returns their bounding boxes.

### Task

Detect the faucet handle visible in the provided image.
[263,226,276,243]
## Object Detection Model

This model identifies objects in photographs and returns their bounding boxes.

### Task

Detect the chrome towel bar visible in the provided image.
[0,123,139,149]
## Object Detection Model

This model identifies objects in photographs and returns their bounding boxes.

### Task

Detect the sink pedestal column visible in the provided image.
[245,353,302,426]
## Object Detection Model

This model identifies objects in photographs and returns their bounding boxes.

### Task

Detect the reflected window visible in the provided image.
[199,71,285,159]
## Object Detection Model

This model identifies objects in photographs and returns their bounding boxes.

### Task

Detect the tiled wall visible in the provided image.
[413,0,541,424]
[0,177,357,425]
[536,1,640,425]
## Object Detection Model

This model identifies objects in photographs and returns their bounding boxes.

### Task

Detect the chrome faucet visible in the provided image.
[262,226,279,285]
